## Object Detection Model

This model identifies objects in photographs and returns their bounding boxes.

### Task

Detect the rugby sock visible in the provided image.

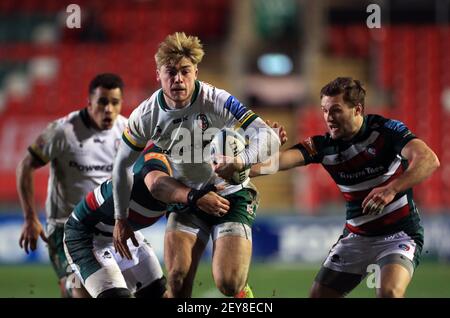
[234,284,254,298]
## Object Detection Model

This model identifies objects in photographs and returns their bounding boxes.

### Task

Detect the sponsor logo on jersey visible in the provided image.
[384,119,408,133]
[102,251,112,259]
[69,160,113,172]
[93,137,105,144]
[172,116,188,125]
[398,243,410,251]
[330,254,341,263]
[196,114,209,131]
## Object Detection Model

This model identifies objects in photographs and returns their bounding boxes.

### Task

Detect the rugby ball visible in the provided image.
[210,128,250,185]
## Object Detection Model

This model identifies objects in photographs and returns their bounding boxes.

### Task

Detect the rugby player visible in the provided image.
[250,77,440,298]
[111,32,281,298]
[63,145,227,298]
[17,73,127,297]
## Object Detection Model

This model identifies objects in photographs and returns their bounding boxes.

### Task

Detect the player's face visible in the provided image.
[88,87,123,130]
[157,57,198,109]
[321,94,362,140]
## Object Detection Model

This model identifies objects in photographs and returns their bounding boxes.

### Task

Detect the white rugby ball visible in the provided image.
[210,128,250,185]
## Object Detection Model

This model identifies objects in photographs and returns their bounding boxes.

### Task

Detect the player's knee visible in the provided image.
[377,285,405,298]
[309,282,344,298]
[168,269,188,289]
[215,277,243,297]
[134,276,167,298]
[97,287,132,298]
[58,277,71,298]
[309,282,320,298]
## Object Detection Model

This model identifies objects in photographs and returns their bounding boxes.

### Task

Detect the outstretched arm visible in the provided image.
[250,148,306,177]
[17,153,48,253]
[362,138,440,214]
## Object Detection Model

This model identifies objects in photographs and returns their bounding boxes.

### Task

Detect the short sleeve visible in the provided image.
[122,102,151,152]
[290,136,325,165]
[28,120,65,165]
[383,119,417,154]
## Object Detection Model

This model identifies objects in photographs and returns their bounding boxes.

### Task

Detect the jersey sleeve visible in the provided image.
[28,120,66,165]
[383,119,417,154]
[140,152,173,179]
[291,136,325,165]
[214,89,259,130]
[122,102,152,152]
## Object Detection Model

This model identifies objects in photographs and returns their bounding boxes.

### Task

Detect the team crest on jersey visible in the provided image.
[196,114,209,131]
[367,147,376,156]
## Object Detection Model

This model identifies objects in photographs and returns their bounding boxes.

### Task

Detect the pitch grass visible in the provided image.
[0,261,449,298]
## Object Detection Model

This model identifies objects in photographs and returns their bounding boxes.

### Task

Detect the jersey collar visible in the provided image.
[79,108,92,128]
[348,115,368,143]
[157,80,200,112]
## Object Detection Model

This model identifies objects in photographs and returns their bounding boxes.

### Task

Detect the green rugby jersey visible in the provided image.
[71,145,168,235]
[294,114,422,236]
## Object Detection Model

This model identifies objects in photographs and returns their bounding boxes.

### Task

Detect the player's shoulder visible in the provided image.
[114,114,128,127]
[296,133,330,153]
[367,114,409,134]
[45,109,80,133]
[130,92,159,119]
[198,80,230,102]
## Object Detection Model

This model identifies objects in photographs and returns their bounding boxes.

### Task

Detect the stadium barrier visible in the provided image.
[1,213,450,264]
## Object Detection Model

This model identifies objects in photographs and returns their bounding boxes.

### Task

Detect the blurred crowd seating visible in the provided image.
[298,25,450,212]
[0,0,230,204]
[0,1,448,213]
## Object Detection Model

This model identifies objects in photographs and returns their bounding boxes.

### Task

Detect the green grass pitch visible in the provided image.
[0,261,449,298]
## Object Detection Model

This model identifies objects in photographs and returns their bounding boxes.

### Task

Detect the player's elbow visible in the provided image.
[425,149,440,173]
[431,152,440,171]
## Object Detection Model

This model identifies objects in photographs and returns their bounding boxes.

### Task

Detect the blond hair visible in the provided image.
[155,32,205,69]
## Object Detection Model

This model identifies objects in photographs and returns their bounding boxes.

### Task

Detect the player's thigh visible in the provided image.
[374,229,422,297]
[376,262,411,298]
[165,211,209,273]
[121,238,164,294]
[212,228,252,285]
[313,234,366,296]
[64,219,127,298]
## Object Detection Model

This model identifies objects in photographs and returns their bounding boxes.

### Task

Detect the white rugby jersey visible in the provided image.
[123,81,267,194]
[28,109,127,223]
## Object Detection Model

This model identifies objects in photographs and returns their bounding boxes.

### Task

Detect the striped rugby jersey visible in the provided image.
[72,145,168,235]
[122,80,260,194]
[294,114,422,236]
[28,109,127,224]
